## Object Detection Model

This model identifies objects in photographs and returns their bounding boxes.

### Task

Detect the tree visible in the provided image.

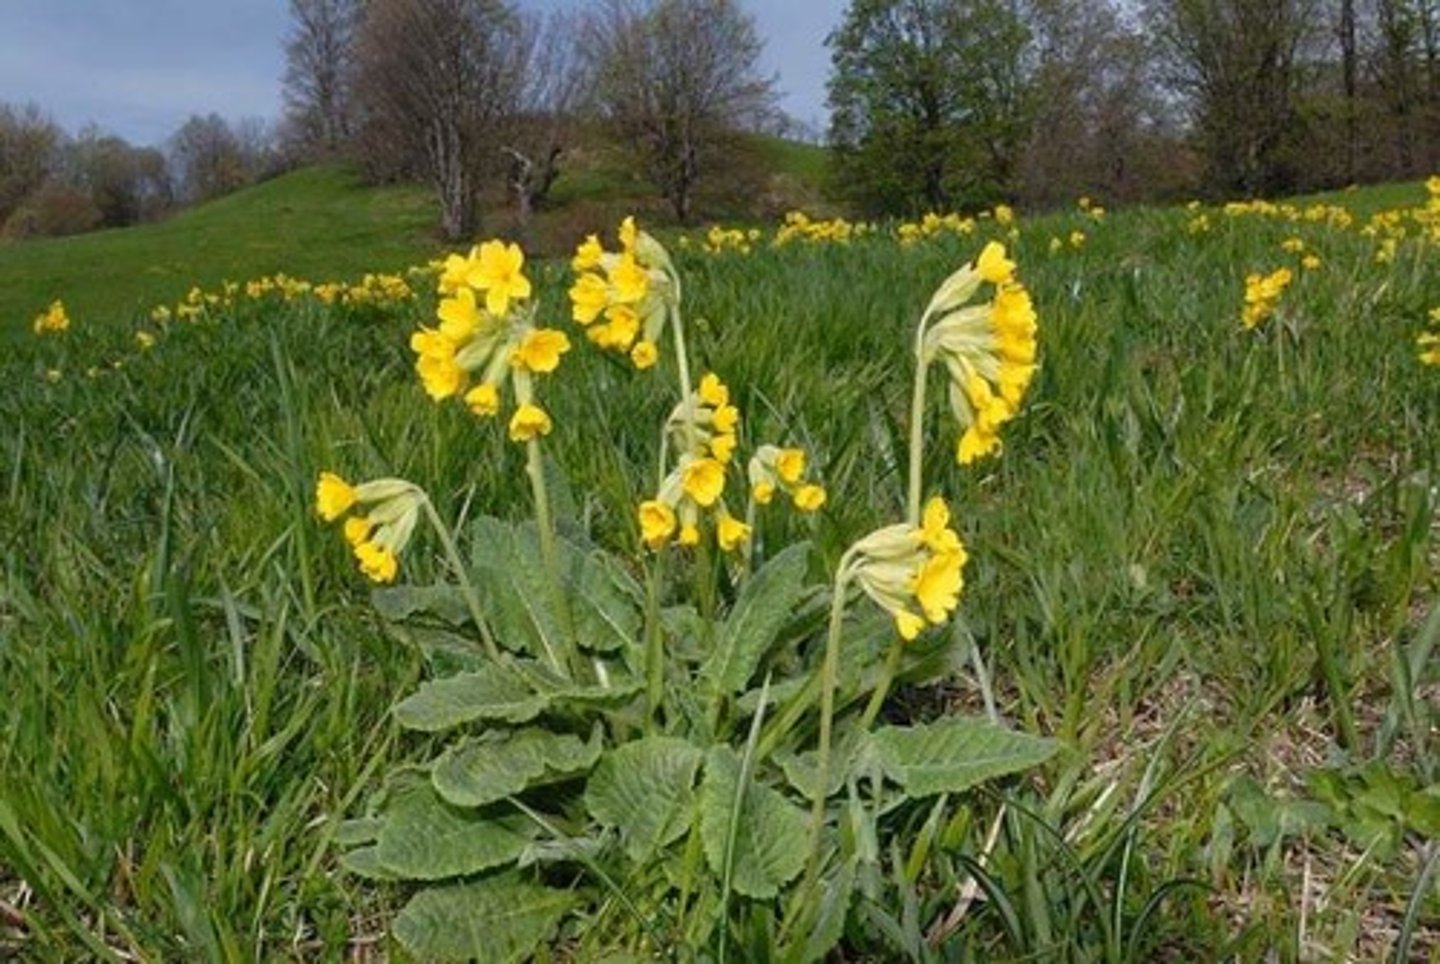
[827,0,1032,216]
[580,0,778,223]
[170,114,251,202]
[353,0,524,240]
[282,0,361,158]
[0,102,61,227]
[1146,0,1323,193]
[66,126,173,226]
[500,11,585,229]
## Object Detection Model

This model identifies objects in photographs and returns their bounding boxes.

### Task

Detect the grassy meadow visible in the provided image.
[1,178,1438,960]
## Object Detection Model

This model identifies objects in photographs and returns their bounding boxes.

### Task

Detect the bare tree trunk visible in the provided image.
[1341,0,1357,181]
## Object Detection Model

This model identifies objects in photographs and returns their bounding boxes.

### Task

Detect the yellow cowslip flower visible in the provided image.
[316,474,424,583]
[44,368,62,383]
[465,382,501,417]
[135,330,156,350]
[631,341,659,369]
[678,522,701,547]
[921,243,1038,464]
[568,217,678,364]
[847,495,967,640]
[710,433,737,464]
[792,484,827,513]
[993,204,1015,226]
[32,300,70,335]
[749,445,826,512]
[711,403,740,435]
[1048,236,1063,254]
[716,508,751,553]
[468,240,532,316]
[639,500,678,550]
[316,472,360,521]
[510,329,572,374]
[1302,254,1322,271]
[1241,267,1293,330]
[1069,231,1086,248]
[681,457,726,507]
[1419,331,1440,366]
[774,448,806,485]
[976,241,1015,284]
[1281,237,1305,253]
[698,373,729,408]
[509,404,553,442]
[572,234,604,272]
[437,287,485,341]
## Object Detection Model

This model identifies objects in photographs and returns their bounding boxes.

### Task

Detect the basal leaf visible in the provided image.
[699,745,808,899]
[373,784,530,880]
[703,542,812,697]
[872,717,1058,798]
[392,661,547,732]
[432,728,602,808]
[392,874,574,963]
[371,584,471,626]
[586,737,704,862]
[470,517,568,660]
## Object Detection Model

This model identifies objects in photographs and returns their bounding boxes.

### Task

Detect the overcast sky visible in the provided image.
[0,0,845,147]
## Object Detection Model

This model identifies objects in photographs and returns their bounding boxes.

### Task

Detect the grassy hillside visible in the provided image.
[0,167,440,346]
[0,137,832,345]
[3,180,1437,958]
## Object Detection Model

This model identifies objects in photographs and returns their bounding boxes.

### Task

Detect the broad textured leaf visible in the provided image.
[338,846,395,881]
[703,542,812,696]
[872,718,1058,797]
[374,784,530,880]
[513,659,643,710]
[470,517,567,660]
[565,544,643,653]
[699,746,808,899]
[334,817,384,847]
[392,874,574,962]
[392,662,546,731]
[371,584,471,625]
[586,737,704,862]
[432,728,602,808]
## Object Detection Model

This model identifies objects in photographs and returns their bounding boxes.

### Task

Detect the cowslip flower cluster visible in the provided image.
[847,496,969,640]
[1420,308,1440,366]
[315,472,425,583]
[639,373,749,551]
[898,212,977,247]
[32,300,69,335]
[773,211,866,247]
[569,217,676,369]
[918,241,1038,463]
[411,240,569,441]
[748,445,826,512]
[1241,267,1293,330]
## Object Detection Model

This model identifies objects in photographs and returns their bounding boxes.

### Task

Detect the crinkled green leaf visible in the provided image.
[703,542,812,696]
[432,728,602,808]
[565,544,644,653]
[586,737,704,862]
[392,874,574,963]
[334,817,384,848]
[338,846,395,881]
[373,784,530,880]
[699,746,808,899]
[872,718,1058,797]
[471,518,567,660]
[392,662,546,732]
[513,659,643,710]
[371,584,471,625]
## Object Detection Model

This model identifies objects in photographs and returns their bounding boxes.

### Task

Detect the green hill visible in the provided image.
[0,137,832,345]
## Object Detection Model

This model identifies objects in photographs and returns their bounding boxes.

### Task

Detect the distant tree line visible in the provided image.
[280,0,780,239]
[0,105,281,240]
[828,0,1440,215]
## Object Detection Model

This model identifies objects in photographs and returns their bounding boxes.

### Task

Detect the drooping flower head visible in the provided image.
[314,472,425,584]
[919,242,1039,464]
[847,495,969,640]
[748,444,827,513]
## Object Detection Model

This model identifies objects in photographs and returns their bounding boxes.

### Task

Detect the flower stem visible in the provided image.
[420,497,498,660]
[907,326,931,526]
[525,436,570,675]
[644,556,664,733]
[802,565,852,895]
[858,637,904,731]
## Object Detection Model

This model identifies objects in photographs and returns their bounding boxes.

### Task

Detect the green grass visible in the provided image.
[0,166,440,346]
[2,185,1438,958]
